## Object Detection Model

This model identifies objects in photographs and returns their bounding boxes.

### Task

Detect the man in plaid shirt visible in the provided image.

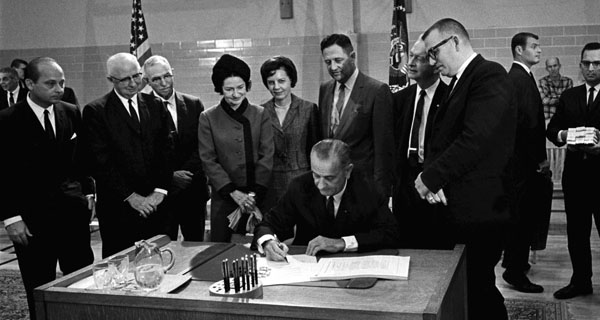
[539,57,573,120]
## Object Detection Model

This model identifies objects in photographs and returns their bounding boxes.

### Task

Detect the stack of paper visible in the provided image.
[567,127,597,145]
[310,255,410,281]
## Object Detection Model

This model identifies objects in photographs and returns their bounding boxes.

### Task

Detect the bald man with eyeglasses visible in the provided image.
[82,52,172,257]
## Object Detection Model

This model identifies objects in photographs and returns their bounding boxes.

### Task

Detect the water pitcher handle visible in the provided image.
[160,248,175,271]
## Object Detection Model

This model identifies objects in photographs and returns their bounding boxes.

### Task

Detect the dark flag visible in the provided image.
[389,0,409,93]
[130,0,152,65]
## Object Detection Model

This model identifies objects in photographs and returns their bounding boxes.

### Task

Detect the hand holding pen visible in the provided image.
[263,235,289,262]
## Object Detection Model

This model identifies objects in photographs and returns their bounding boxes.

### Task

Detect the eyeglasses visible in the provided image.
[580,61,600,69]
[149,73,173,84]
[108,72,142,84]
[427,36,456,64]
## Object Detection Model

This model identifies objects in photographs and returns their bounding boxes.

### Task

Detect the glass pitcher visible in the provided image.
[133,240,175,290]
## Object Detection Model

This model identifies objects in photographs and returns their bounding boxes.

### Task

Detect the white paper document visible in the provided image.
[311,255,410,281]
[257,254,320,286]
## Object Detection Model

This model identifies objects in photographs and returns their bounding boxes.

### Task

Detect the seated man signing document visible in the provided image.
[254,139,400,261]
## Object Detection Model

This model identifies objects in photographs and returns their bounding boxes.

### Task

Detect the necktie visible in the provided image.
[588,87,596,110]
[128,99,140,128]
[409,90,426,158]
[326,196,335,221]
[165,102,177,133]
[44,109,55,142]
[529,72,536,84]
[330,84,345,136]
[447,76,457,93]
[9,92,15,106]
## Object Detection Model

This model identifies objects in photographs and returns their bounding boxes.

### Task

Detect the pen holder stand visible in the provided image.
[209,278,263,299]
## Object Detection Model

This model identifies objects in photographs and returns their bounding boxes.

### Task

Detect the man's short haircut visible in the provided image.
[142,55,171,77]
[311,139,352,169]
[260,56,298,88]
[423,18,470,42]
[546,57,561,66]
[25,57,58,82]
[106,52,139,76]
[0,67,18,78]
[320,34,354,54]
[581,42,600,60]
[10,59,28,68]
[511,32,539,57]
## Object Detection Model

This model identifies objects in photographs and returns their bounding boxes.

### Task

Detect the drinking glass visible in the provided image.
[93,262,113,290]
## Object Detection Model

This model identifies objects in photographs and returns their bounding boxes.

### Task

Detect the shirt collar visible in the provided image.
[513,61,532,74]
[9,85,20,97]
[330,177,348,204]
[585,82,600,93]
[338,68,359,92]
[417,78,441,98]
[113,89,138,108]
[27,93,54,117]
[454,53,478,82]
[153,89,176,107]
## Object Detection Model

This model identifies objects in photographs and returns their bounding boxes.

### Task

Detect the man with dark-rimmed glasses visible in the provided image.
[82,52,172,257]
[415,18,516,320]
[547,42,600,300]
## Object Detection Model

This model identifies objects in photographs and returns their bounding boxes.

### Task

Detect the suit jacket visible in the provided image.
[0,100,92,230]
[198,99,274,194]
[155,91,209,201]
[0,85,28,110]
[508,63,547,178]
[254,171,400,251]
[82,91,171,206]
[547,84,600,188]
[318,72,394,196]
[392,81,447,182]
[422,54,517,226]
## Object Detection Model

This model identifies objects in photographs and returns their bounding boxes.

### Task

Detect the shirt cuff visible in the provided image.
[342,236,358,252]
[4,215,23,227]
[256,234,276,254]
[154,188,168,195]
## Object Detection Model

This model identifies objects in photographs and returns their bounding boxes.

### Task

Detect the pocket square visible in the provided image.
[70,132,77,140]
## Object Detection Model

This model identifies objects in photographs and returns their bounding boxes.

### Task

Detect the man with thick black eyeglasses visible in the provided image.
[82,52,172,257]
[416,18,516,320]
[547,42,600,300]
[142,55,209,242]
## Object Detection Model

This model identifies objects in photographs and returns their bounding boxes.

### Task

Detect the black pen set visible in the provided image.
[211,253,262,298]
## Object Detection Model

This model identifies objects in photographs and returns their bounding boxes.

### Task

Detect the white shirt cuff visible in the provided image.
[342,236,358,252]
[154,188,168,195]
[4,215,23,227]
[256,234,276,254]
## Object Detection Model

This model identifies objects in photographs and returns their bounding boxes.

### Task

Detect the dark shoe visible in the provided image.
[553,283,593,299]
[502,271,544,293]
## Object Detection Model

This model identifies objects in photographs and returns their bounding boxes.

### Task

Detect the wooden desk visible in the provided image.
[34,235,467,320]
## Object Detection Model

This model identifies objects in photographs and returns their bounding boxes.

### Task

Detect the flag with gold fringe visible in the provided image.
[389,0,409,93]
[130,0,152,65]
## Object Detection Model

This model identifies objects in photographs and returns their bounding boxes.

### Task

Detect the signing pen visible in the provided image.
[274,234,289,263]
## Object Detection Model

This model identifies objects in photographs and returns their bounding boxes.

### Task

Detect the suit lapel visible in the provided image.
[109,91,141,135]
[445,54,482,103]
[336,73,364,138]
[264,100,284,134]
[53,103,67,142]
[322,82,335,137]
[281,96,299,131]
[175,92,187,131]
[425,82,446,148]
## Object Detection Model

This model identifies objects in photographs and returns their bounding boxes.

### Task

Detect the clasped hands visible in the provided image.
[263,235,345,261]
[230,190,256,211]
[127,192,165,218]
[414,173,447,205]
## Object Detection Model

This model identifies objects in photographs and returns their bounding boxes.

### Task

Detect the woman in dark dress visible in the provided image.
[259,56,320,210]
[198,54,274,242]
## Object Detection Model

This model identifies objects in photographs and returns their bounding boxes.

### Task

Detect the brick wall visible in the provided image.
[1,24,598,108]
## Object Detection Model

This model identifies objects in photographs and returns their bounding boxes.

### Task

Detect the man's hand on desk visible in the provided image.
[306,236,345,256]
[6,220,32,246]
[263,239,289,261]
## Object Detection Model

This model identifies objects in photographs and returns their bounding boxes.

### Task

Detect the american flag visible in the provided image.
[130,0,152,65]
[388,0,409,93]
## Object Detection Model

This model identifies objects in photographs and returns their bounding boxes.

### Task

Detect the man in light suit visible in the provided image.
[501,32,548,294]
[0,67,28,110]
[0,57,94,320]
[143,55,209,242]
[318,34,394,198]
[417,18,516,320]
[392,36,448,249]
[254,139,399,261]
[547,42,600,300]
[82,53,171,257]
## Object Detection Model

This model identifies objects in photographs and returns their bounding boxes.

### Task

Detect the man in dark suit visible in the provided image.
[254,139,399,261]
[392,36,448,249]
[417,18,516,320]
[501,32,548,294]
[0,67,28,110]
[318,34,394,198]
[547,42,600,300]
[82,52,171,257]
[0,57,94,320]
[10,58,28,88]
[143,55,209,242]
